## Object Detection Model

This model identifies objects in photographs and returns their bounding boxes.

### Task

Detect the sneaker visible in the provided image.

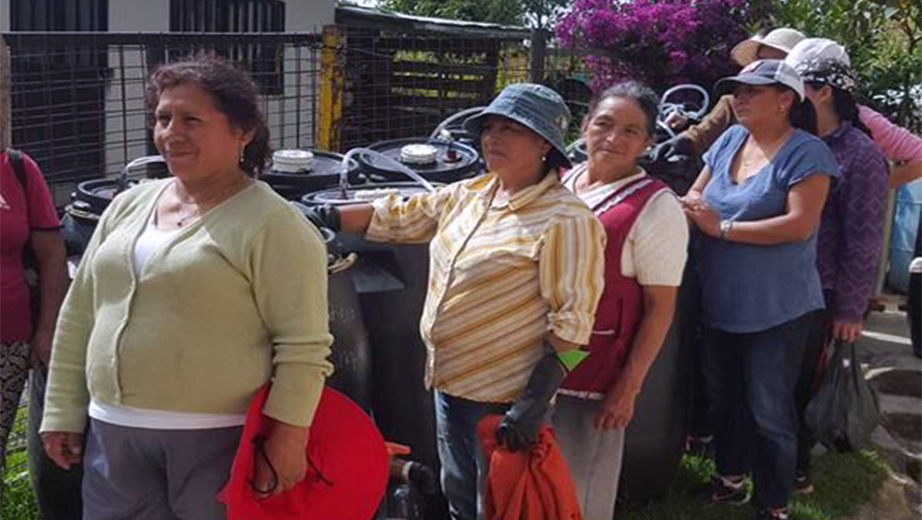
[685,434,714,456]
[709,475,751,505]
[909,257,922,274]
[756,507,790,520]
[793,470,814,494]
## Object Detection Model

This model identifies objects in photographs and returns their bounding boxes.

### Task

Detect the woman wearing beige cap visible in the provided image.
[661,34,922,189]
[658,28,807,158]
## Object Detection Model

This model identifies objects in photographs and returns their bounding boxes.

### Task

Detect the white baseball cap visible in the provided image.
[731,28,806,66]
[785,38,851,68]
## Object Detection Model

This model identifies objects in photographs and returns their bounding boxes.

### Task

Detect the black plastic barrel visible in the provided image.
[60,209,97,258]
[567,138,588,164]
[74,178,132,215]
[262,150,363,200]
[642,154,702,196]
[291,204,374,411]
[618,270,695,504]
[301,183,442,510]
[59,178,134,257]
[358,139,482,184]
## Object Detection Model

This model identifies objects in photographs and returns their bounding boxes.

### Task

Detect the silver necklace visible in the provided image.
[176,207,201,227]
[172,176,251,227]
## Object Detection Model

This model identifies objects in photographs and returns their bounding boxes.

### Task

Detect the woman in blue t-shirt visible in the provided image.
[681,60,839,520]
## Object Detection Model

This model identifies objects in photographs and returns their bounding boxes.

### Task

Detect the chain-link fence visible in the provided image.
[0,32,323,516]
[2,31,323,207]
[0,20,596,516]
[337,25,532,150]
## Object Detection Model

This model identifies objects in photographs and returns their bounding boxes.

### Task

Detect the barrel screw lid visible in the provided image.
[399,144,439,165]
[272,149,316,173]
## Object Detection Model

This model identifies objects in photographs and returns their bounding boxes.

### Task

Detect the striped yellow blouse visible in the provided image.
[366,172,605,403]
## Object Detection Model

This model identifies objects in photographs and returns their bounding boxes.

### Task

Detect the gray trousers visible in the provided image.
[83,419,241,520]
[551,395,625,520]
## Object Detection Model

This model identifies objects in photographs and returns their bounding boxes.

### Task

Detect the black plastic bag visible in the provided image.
[805,340,881,452]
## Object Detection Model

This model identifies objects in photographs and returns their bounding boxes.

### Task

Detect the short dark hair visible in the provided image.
[585,81,660,136]
[146,53,271,177]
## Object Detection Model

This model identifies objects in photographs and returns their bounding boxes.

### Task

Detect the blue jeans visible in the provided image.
[702,311,815,509]
[434,392,506,520]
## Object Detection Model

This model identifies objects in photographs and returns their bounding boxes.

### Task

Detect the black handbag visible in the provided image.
[805,339,882,452]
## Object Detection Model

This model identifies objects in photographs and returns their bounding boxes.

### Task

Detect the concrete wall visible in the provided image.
[102,0,329,171]
[109,0,170,31]
[4,0,327,175]
[103,0,170,172]
[287,0,335,32]
[108,0,335,32]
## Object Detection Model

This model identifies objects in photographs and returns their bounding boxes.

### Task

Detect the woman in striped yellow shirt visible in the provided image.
[310,83,605,520]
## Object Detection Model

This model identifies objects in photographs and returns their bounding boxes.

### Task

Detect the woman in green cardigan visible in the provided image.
[40,54,333,520]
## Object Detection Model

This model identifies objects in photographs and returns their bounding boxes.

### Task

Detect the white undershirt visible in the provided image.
[88,211,246,430]
[133,211,181,276]
[564,165,688,287]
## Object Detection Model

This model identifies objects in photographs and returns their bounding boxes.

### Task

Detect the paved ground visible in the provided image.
[849,298,921,518]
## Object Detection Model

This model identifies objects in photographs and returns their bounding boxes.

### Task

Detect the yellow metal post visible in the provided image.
[319,25,343,152]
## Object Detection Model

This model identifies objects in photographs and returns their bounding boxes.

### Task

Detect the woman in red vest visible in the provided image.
[552,82,689,519]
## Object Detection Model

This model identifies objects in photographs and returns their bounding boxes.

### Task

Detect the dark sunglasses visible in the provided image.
[246,435,335,495]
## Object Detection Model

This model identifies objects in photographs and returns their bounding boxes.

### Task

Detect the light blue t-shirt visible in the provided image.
[699,125,840,333]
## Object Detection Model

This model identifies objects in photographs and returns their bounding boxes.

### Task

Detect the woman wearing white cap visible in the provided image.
[662,35,922,188]
[785,37,922,187]
[790,54,891,494]
[681,59,839,520]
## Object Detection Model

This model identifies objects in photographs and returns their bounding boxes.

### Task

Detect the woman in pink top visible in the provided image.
[858,106,922,187]
[0,148,68,509]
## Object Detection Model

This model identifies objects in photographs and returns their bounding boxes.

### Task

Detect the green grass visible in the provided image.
[1,407,893,520]
[2,404,40,520]
[615,449,891,520]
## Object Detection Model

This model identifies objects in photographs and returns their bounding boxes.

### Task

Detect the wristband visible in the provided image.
[556,349,589,373]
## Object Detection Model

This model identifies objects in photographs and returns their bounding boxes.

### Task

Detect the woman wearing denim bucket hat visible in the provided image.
[790,56,889,494]
[680,59,840,520]
[306,83,605,520]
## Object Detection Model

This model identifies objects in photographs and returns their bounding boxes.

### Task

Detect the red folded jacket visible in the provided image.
[477,414,582,520]
[218,384,389,520]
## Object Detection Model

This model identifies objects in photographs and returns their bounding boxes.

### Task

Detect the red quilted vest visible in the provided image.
[559,175,670,396]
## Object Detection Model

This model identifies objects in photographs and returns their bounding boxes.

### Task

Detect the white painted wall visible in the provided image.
[286,0,335,32]
[1,1,10,32]
[103,0,170,172]
[109,0,170,31]
[4,0,328,173]
[277,0,332,151]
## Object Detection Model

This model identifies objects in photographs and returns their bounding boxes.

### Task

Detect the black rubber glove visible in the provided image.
[302,203,341,233]
[495,345,567,452]
[653,134,695,162]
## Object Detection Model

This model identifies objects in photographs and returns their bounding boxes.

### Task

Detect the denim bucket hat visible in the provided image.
[464,83,573,168]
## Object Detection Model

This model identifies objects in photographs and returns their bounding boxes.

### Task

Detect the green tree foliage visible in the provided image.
[771,0,922,131]
[381,0,569,29]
